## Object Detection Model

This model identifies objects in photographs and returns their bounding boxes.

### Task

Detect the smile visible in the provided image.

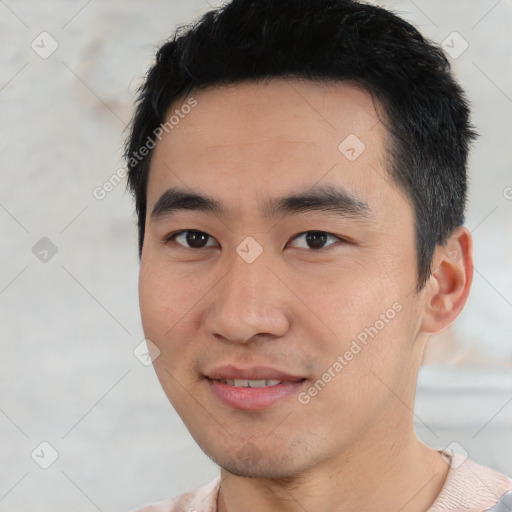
[216,379,282,387]
[207,377,306,410]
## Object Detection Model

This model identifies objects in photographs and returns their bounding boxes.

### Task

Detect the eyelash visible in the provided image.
[164,230,346,251]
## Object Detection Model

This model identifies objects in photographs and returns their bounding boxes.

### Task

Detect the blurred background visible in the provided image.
[1,0,511,510]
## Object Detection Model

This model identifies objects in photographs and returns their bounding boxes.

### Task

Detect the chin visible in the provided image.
[218,458,304,480]
[200,442,310,480]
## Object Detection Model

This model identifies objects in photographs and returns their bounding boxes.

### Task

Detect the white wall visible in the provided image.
[1,1,511,510]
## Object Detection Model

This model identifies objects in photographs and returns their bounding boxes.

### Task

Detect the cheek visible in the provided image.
[138,263,202,408]
[299,268,415,397]
[298,307,416,443]
[139,267,170,340]
[309,265,397,340]
[139,257,199,330]
[138,261,199,362]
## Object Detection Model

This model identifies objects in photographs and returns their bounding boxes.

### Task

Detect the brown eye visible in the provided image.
[289,231,342,250]
[167,230,217,249]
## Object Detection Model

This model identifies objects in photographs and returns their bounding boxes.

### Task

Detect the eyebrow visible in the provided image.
[150,184,372,222]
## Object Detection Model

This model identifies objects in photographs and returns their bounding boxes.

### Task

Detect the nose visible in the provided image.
[203,245,290,345]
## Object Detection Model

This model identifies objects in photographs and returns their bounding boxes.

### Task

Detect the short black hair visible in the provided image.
[124,0,477,292]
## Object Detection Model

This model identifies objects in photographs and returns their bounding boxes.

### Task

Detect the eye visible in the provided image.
[166,230,218,249]
[165,229,345,251]
[288,231,343,250]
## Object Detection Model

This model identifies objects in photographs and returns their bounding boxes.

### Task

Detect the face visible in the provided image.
[139,79,430,478]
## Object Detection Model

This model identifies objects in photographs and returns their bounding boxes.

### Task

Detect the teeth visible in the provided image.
[220,379,282,387]
[247,379,267,388]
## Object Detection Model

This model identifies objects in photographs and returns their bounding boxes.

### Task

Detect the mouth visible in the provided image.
[205,365,305,382]
[215,378,283,387]
[204,366,307,410]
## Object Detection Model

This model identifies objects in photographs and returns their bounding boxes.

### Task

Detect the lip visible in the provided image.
[205,365,305,381]
[204,365,306,411]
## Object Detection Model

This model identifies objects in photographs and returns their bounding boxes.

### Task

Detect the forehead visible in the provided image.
[159,79,384,150]
[146,78,407,223]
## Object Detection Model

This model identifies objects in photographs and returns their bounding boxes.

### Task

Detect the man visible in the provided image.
[125,0,512,510]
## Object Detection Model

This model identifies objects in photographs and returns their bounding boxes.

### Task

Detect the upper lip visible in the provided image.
[205,365,305,381]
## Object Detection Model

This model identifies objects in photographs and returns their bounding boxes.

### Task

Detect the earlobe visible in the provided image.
[420,227,474,334]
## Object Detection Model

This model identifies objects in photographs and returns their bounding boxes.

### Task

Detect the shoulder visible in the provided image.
[429,453,512,512]
[130,476,221,512]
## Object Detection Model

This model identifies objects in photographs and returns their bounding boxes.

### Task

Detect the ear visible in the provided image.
[420,226,474,334]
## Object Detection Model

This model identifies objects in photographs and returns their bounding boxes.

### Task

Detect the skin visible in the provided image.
[139,79,474,512]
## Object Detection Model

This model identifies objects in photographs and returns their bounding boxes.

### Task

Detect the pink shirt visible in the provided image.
[133,454,512,512]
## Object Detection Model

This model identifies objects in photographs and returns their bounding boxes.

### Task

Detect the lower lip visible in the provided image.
[207,379,306,410]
